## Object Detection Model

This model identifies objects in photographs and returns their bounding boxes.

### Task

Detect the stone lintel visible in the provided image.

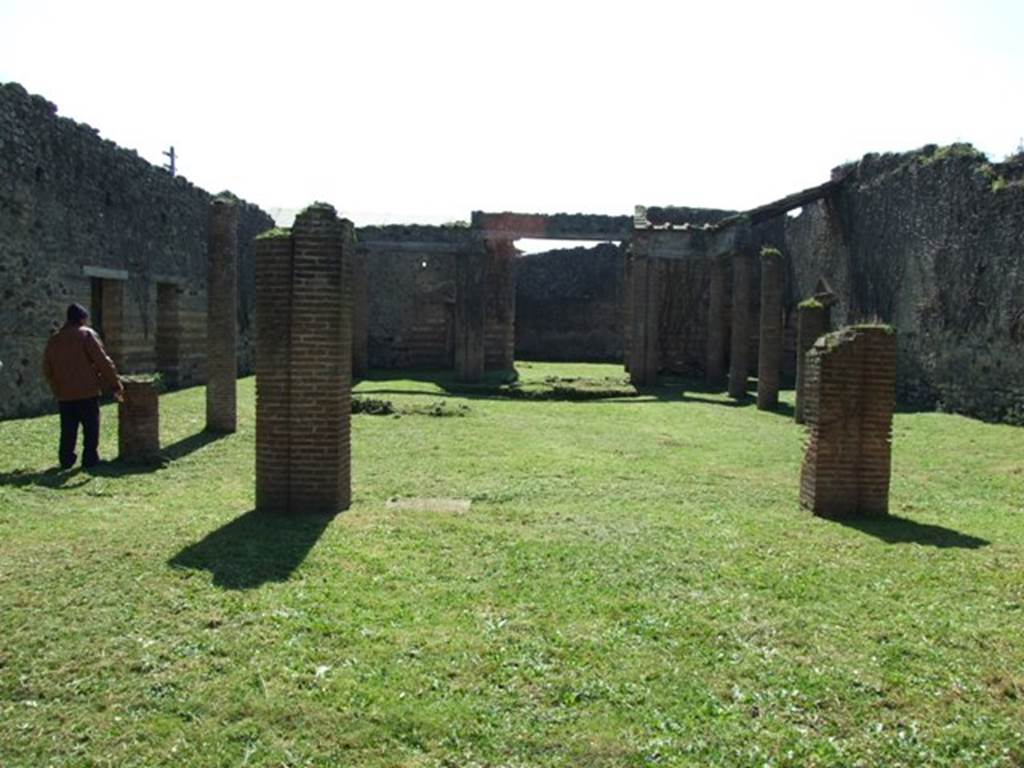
[82,265,129,281]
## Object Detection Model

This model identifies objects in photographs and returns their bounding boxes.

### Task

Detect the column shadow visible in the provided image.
[168,509,334,590]
[834,514,990,549]
[0,466,92,490]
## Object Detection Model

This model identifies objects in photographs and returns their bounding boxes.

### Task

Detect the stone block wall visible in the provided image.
[255,205,354,515]
[0,82,272,420]
[800,326,897,518]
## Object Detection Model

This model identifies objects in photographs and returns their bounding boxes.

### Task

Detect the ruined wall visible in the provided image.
[359,225,512,371]
[515,243,625,362]
[785,144,1024,423]
[0,82,272,420]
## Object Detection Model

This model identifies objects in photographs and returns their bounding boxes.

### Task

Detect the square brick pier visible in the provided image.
[800,325,897,518]
[254,204,354,515]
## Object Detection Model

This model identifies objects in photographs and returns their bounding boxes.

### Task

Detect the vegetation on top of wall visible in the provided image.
[255,227,291,240]
[760,245,783,260]
[297,201,336,217]
[798,297,825,310]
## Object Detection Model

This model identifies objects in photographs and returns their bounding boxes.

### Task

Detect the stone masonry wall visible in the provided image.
[785,144,1024,423]
[0,82,272,420]
[515,243,625,362]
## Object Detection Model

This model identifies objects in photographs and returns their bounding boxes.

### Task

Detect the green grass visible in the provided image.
[1,362,1022,767]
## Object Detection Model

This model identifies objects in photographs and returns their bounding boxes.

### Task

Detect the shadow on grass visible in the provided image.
[168,509,334,589]
[78,430,231,478]
[835,515,990,549]
[0,466,92,490]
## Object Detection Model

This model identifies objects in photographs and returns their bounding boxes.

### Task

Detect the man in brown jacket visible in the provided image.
[43,303,124,468]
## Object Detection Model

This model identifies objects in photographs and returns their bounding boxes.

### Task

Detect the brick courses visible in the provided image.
[794,299,830,424]
[118,380,160,464]
[728,251,754,399]
[756,247,784,410]
[206,198,238,432]
[800,325,896,518]
[254,204,353,515]
[705,253,729,388]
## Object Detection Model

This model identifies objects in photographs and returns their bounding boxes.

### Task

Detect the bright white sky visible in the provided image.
[2,0,1022,228]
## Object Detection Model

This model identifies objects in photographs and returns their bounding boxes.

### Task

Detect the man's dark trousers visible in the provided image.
[59,397,100,468]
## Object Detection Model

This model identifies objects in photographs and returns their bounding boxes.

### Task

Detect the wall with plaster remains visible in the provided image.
[785,145,1024,423]
[0,82,272,420]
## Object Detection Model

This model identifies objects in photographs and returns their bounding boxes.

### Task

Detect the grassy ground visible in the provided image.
[1,361,1022,767]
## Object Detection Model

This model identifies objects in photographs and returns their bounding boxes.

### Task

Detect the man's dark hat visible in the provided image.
[66,303,89,324]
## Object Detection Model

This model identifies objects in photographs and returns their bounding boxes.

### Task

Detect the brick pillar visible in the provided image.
[795,299,829,424]
[455,243,488,382]
[255,230,293,514]
[206,197,238,433]
[705,253,729,388]
[800,326,897,518]
[118,380,160,464]
[622,247,633,371]
[351,250,369,379]
[757,247,784,410]
[627,233,659,387]
[254,204,354,515]
[484,239,516,371]
[728,251,753,399]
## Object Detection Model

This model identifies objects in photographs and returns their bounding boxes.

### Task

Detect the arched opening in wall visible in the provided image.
[512,238,625,364]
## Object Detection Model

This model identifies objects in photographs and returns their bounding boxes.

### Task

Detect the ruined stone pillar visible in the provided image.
[484,239,517,372]
[800,326,897,518]
[118,379,160,464]
[254,204,354,515]
[756,247,784,410]
[794,298,829,424]
[727,250,753,399]
[455,242,488,382]
[705,253,729,388]
[206,197,238,433]
[351,250,369,379]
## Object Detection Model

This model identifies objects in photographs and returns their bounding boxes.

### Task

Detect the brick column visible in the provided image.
[206,197,238,433]
[484,238,516,371]
[800,326,897,518]
[627,234,659,387]
[118,380,160,464]
[254,229,293,514]
[351,250,369,378]
[756,247,784,410]
[455,242,488,382]
[705,252,729,388]
[794,299,829,424]
[727,250,753,399]
[254,204,354,515]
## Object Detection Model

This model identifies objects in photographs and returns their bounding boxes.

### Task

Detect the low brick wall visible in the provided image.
[800,326,896,518]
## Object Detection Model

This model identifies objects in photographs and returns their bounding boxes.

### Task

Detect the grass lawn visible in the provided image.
[1,361,1022,767]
